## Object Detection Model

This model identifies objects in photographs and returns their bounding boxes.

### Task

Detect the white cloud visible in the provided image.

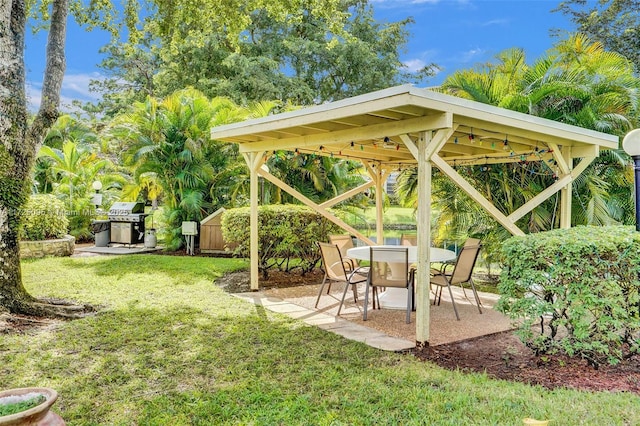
[460,47,485,63]
[62,72,104,101]
[481,18,509,27]
[26,72,105,112]
[403,58,428,72]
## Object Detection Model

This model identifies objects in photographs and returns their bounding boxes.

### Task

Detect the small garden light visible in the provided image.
[91,180,103,209]
[622,129,640,231]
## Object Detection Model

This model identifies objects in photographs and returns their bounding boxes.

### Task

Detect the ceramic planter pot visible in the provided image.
[0,387,64,426]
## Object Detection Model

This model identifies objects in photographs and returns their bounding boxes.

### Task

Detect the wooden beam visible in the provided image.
[440,152,555,166]
[319,180,375,209]
[548,142,569,175]
[294,145,415,162]
[257,169,375,246]
[431,154,525,236]
[399,134,418,160]
[238,113,452,153]
[508,174,573,222]
[506,153,594,224]
[571,144,600,159]
[425,127,456,159]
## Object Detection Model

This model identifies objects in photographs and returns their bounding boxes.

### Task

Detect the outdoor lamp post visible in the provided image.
[622,129,640,231]
[91,180,103,209]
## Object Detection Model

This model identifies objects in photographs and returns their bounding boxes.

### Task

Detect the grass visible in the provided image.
[361,206,416,225]
[2,255,638,424]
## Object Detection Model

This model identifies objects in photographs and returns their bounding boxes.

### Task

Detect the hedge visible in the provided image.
[221,205,341,278]
[497,225,640,366]
[20,194,69,241]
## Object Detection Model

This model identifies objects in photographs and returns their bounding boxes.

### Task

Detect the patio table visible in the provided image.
[346,245,456,310]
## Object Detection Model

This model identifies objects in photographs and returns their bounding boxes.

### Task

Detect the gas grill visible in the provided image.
[108,202,148,245]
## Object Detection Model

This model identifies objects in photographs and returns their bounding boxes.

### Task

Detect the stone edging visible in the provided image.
[19,235,76,259]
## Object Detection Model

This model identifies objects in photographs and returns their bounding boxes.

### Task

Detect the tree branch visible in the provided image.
[28,0,68,154]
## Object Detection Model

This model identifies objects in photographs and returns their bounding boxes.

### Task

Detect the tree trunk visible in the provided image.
[0,0,92,317]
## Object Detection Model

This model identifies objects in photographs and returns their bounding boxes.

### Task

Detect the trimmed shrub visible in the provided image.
[497,225,640,366]
[20,194,69,241]
[221,205,341,278]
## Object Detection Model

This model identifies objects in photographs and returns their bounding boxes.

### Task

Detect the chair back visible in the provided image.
[318,242,348,281]
[328,234,355,259]
[400,233,417,246]
[450,238,482,285]
[369,247,409,288]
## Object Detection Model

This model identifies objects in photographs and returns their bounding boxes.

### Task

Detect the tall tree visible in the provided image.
[555,0,640,73]
[88,0,436,113]
[0,0,80,316]
[0,0,349,315]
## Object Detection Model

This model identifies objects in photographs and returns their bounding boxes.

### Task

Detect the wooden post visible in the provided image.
[415,131,432,348]
[560,147,573,229]
[243,152,264,291]
[375,163,384,245]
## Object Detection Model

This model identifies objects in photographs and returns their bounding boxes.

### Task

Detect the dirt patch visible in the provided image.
[216,270,324,293]
[216,270,640,395]
[0,312,63,335]
[413,331,640,394]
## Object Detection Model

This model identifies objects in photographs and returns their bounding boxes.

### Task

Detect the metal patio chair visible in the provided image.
[316,242,369,315]
[430,238,483,320]
[363,246,414,324]
[328,234,358,270]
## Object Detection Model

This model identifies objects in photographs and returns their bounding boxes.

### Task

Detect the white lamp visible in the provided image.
[91,180,103,209]
[622,129,640,231]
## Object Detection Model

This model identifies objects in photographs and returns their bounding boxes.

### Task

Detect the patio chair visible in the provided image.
[430,238,483,320]
[316,242,369,315]
[328,234,358,270]
[363,246,414,324]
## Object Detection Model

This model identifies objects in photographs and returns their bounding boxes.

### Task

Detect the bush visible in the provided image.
[222,205,341,278]
[497,225,640,366]
[20,194,69,240]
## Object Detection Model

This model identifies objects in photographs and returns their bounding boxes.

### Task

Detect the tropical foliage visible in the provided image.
[20,194,69,241]
[555,0,640,73]
[396,34,639,258]
[109,89,246,249]
[35,117,125,241]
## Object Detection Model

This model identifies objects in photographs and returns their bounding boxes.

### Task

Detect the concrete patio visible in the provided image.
[234,282,513,352]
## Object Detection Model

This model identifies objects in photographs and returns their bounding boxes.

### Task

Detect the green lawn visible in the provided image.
[2,255,638,424]
[361,206,416,225]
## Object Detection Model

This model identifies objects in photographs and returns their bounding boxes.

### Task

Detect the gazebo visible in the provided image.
[210,85,619,347]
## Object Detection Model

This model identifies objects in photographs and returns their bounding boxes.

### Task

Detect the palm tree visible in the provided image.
[395,34,639,265]
[112,88,248,249]
[36,140,124,240]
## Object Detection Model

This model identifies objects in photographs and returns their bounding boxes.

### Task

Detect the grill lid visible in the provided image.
[109,202,145,215]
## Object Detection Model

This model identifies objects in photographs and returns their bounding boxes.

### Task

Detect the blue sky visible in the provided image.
[24,0,580,110]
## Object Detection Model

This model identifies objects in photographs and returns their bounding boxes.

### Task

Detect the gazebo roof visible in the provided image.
[210,84,618,165]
